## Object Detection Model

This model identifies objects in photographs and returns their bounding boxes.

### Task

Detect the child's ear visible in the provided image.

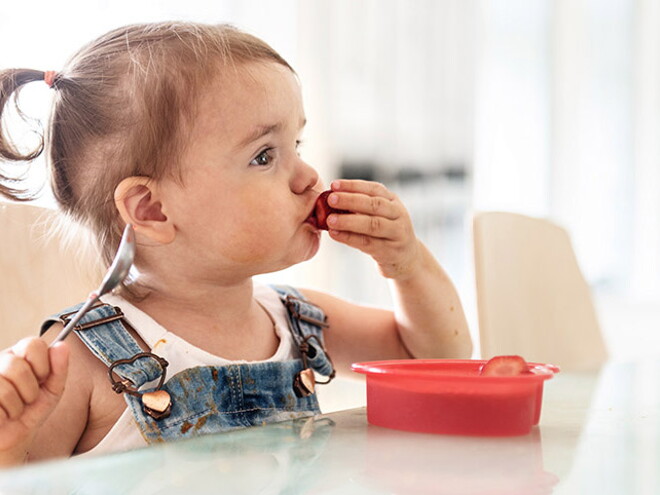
[114,176,175,244]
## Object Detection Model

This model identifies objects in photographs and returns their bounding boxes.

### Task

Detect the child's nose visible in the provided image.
[291,159,320,194]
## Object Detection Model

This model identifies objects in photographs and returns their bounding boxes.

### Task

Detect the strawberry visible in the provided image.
[479,355,530,376]
[313,190,350,230]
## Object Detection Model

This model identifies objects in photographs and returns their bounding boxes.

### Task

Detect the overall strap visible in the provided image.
[41,303,165,389]
[270,285,335,379]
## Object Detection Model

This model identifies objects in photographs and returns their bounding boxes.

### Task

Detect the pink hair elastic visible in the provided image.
[43,71,58,88]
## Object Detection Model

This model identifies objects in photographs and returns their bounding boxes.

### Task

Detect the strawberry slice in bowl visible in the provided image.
[310,190,351,230]
[479,355,531,376]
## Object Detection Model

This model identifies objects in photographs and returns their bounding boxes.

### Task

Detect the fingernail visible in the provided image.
[328,193,338,206]
[331,180,340,190]
[327,214,337,225]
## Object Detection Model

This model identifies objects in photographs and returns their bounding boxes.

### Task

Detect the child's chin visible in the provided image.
[300,234,321,261]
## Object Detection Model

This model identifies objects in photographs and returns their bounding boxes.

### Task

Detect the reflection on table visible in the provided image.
[0,359,658,494]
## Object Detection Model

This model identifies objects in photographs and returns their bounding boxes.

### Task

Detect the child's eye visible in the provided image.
[295,140,303,156]
[250,148,273,167]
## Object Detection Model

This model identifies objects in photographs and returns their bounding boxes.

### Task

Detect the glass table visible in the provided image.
[0,358,658,494]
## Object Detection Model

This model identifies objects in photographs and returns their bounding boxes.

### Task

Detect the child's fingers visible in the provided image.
[331,179,397,200]
[0,375,25,420]
[327,191,400,220]
[327,213,402,240]
[12,338,51,383]
[42,342,69,398]
[328,229,379,251]
[0,352,40,406]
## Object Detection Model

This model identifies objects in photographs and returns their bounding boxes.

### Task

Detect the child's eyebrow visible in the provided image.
[235,123,282,150]
[234,118,307,151]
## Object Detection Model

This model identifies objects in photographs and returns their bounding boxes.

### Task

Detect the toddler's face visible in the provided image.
[159,61,322,280]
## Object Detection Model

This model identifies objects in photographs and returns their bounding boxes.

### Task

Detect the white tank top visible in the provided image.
[78,283,297,457]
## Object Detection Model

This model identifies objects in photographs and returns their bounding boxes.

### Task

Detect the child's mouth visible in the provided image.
[305,209,319,229]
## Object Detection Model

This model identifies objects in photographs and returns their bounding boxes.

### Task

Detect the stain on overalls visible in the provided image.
[41,285,335,445]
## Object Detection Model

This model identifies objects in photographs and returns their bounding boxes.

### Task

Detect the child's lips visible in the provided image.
[304,195,321,229]
[305,208,319,229]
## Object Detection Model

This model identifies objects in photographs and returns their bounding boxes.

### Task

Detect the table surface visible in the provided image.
[1,358,659,495]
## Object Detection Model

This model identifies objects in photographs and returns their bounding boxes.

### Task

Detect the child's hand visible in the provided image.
[324,179,421,279]
[0,338,68,463]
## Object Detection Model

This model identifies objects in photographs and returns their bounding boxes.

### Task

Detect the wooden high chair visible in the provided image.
[473,211,608,371]
[0,202,102,349]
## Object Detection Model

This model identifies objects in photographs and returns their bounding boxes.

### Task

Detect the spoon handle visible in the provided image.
[49,292,100,347]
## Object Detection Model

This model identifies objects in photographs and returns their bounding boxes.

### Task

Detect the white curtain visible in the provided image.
[474,0,660,303]
[630,0,660,300]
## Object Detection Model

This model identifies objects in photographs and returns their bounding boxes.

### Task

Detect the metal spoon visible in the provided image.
[50,224,136,346]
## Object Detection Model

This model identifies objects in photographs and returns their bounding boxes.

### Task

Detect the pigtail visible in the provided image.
[0,68,49,201]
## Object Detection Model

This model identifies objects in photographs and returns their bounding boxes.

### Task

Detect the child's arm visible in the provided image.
[303,179,472,372]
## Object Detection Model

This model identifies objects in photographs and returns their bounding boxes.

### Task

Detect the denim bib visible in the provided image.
[41,285,335,444]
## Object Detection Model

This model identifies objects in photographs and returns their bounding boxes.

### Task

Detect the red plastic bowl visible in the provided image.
[351,359,560,436]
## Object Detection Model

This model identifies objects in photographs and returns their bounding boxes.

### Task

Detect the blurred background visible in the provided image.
[1,0,659,368]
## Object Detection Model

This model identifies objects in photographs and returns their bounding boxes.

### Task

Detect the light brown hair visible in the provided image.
[0,22,293,269]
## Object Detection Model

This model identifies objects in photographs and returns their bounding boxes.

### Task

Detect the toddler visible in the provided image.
[0,22,471,466]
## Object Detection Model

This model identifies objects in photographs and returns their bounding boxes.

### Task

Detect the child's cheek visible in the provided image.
[224,218,281,263]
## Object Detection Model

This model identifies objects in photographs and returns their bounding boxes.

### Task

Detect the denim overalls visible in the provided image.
[41,285,335,444]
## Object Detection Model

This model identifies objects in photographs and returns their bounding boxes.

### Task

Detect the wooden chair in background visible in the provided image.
[0,202,102,349]
[473,211,608,371]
